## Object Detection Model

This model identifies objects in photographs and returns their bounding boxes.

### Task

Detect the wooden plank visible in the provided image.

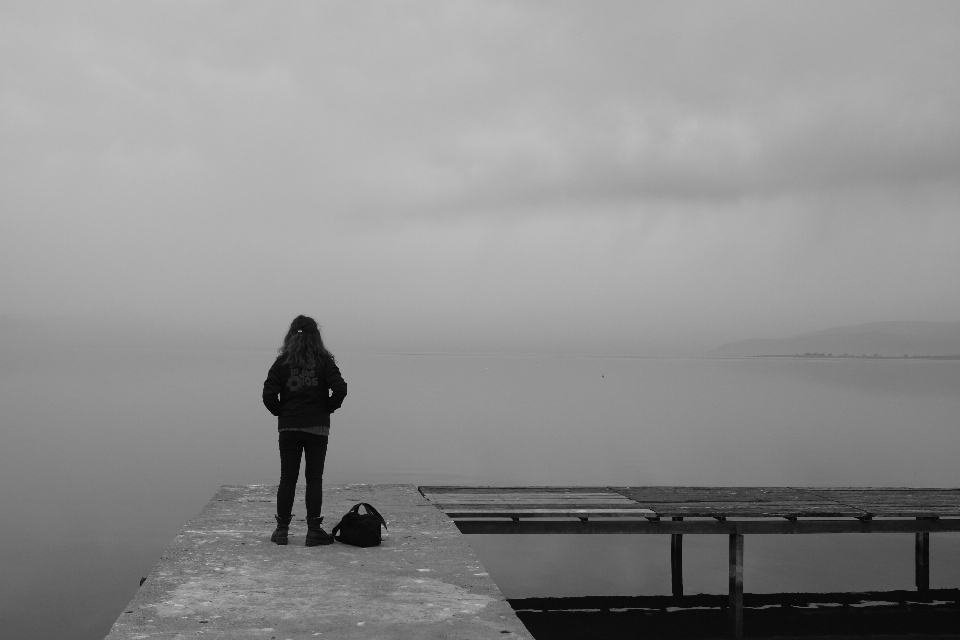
[427,492,629,497]
[729,533,744,640]
[453,518,960,535]
[494,496,633,502]
[438,507,652,513]
[459,497,630,502]
[442,508,656,518]
[613,487,833,503]
[430,502,637,507]
[420,486,623,494]
[850,505,960,517]
[430,497,638,503]
[802,489,960,517]
[425,492,633,499]
[797,487,960,491]
[423,492,640,514]
[436,504,644,511]
[803,488,960,503]
[641,501,867,518]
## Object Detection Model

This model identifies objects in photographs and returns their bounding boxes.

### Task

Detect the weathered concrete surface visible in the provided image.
[105,484,532,639]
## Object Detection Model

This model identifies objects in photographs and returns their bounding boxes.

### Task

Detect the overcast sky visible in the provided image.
[2,1,959,354]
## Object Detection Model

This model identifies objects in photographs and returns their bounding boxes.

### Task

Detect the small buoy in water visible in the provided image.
[381,531,389,541]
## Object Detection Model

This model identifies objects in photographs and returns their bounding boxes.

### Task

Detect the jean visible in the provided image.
[276,431,328,520]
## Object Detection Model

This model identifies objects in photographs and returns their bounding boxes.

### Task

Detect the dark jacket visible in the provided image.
[262,354,347,430]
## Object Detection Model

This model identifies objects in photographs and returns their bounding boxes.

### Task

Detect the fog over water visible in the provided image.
[2,2,960,639]
[1,350,958,638]
[2,2,960,354]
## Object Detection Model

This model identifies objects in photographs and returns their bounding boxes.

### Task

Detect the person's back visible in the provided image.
[262,315,347,546]
[263,352,347,432]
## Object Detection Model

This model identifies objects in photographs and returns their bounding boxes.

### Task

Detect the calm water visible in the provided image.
[0,350,958,638]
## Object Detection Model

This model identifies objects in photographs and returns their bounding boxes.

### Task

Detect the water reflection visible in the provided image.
[723,356,960,399]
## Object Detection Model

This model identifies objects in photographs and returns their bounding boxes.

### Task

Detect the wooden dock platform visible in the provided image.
[105,485,958,640]
[419,486,960,638]
[105,484,532,640]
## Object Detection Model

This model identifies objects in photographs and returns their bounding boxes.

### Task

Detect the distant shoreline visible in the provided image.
[750,353,960,360]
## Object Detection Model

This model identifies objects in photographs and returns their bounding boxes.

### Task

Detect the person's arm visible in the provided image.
[326,359,347,412]
[262,362,282,416]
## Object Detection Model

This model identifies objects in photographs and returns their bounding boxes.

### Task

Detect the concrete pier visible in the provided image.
[105,484,532,639]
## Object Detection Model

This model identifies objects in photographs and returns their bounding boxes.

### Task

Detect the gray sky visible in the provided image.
[2,1,959,354]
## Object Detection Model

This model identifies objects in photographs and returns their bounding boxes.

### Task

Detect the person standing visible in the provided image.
[262,315,347,546]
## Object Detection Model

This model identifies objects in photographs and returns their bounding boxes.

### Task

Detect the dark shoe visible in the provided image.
[305,516,334,546]
[271,515,292,545]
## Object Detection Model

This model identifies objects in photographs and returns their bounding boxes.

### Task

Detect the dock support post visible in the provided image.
[728,532,744,639]
[915,528,930,592]
[671,517,683,597]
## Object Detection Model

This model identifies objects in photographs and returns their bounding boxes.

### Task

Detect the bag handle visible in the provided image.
[330,502,389,538]
[358,502,388,530]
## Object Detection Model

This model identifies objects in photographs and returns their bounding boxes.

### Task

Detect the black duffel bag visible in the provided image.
[331,502,388,547]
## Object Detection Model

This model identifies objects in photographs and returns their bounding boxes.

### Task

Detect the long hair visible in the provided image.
[278,315,334,368]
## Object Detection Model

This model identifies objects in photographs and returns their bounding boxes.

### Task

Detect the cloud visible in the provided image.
[1,2,959,352]
[3,1,958,226]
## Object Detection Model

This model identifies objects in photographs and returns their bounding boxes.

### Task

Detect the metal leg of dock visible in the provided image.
[915,529,930,592]
[671,517,683,597]
[729,533,744,639]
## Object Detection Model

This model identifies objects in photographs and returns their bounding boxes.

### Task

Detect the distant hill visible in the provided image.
[712,321,960,357]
